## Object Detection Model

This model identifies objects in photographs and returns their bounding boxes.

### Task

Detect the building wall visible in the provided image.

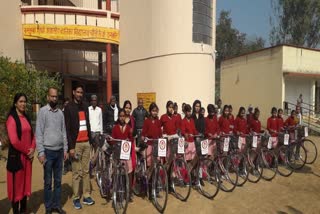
[221,47,284,126]
[0,0,24,61]
[119,0,216,111]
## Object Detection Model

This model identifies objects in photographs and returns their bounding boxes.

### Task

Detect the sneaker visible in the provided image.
[83,197,95,205]
[73,199,82,210]
[199,179,205,186]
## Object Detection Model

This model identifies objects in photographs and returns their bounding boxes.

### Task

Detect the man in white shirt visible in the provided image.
[88,95,103,174]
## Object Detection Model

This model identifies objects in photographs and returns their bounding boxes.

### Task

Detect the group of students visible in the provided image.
[105,98,303,203]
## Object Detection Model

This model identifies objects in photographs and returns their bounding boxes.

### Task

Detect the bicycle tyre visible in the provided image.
[113,165,129,214]
[247,149,263,183]
[302,139,318,164]
[287,143,307,170]
[133,159,148,197]
[261,149,278,181]
[218,155,238,192]
[169,158,191,201]
[277,145,293,177]
[151,163,168,213]
[230,153,249,186]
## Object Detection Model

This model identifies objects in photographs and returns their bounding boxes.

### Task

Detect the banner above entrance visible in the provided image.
[23,24,120,44]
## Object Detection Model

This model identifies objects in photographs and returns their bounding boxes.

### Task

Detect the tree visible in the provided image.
[270,0,320,48]
[215,10,265,99]
[0,56,62,122]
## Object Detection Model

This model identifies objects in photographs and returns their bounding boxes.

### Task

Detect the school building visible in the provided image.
[221,44,320,127]
[1,0,216,110]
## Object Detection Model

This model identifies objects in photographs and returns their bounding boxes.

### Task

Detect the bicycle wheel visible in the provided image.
[133,159,148,197]
[96,151,109,197]
[302,139,318,164]
[247,149,263,183]
[277,146,293,177]
[287,143,307,170]
[196,158,220,199]
[113,165,129,214]
[261,149,278,181]
[151,164,168,213]
[230,153,249,186]
[218,155,238,192]
[169,158,191,201]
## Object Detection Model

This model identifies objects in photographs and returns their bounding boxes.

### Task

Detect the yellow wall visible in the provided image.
[221,47,284,126]
[0,0,24,61]
[119,0,216,111]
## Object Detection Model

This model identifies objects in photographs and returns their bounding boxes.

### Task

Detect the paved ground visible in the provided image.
[1,136,320,214]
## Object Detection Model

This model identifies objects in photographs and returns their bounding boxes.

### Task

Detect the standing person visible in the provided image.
[36,88,68,214]
[249,108,262,134]
[64,84,95,210]
[218,105,231,135]
[103,95,119,134]
[62,98,71,175]
[132,98,148,145]
[295,106,302,125]
[234,107,248,152]
[88,95,103,173]
[6,93,36,214]
[141,103,162,167]
[192,100,205,135]
[297,94,303,107]
[205,104,220,157]
[160,101,179,138]
[246,106,254,125]
[173,102,182,133]
[200,107,206,117]
[267,107,279,148]
[277,108,284,132]
[111,109,135,202]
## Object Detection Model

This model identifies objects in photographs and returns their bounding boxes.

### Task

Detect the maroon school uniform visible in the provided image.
[228,114,235,132]
[234,117,248,136]
[267,117,278,137]
[205,116,220,137]
[173,113,182,130]
[181,118,198,142]
[277,117,284,132]
[141,118,162,140]
[284,116,298,127]
[160,114,178,135]
[250,118,261,133]
[219,116,231,134]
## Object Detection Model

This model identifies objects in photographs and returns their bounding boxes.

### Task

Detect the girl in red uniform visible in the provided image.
[267,107,278,148]
[173,102,182,132]
[111,109,136,202]
[277,108,284,132]
[218,105,231,135]
[123,100,135,133]
[141,103,162,167]
[228,105,235,133]
[234,107,248,152]
[181,104,198,162]
[249,108,262,134]
[284,110,298,143]
[205,104,220,157]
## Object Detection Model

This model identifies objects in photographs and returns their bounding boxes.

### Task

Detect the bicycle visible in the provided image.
[105,136,131,214]
[259,134,278,181]
[188,134,220,199]
[296,126,317,164]
[166,136,192,202]
[213,134,238,192]
[276,129,294,177]
[245,133,264,183]
[229,134,249,186]
[143,137,169,213]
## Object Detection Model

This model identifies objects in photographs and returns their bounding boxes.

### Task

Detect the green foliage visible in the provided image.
[270,0,320,48]
[0,56,62,122]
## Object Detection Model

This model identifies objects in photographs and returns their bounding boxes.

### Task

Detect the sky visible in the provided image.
[216,0,273,46]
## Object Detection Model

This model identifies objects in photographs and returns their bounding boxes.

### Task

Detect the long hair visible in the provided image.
[149,102,159,114]
[237,107,246,118]
[192,100,202,115]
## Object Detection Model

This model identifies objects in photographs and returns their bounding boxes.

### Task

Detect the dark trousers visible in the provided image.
[44,149,63,210]
[11,196,27,214]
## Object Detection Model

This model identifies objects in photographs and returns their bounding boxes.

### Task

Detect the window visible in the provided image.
[193,0,213,45]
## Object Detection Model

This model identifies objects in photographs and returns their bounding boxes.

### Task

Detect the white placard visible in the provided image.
[238,137,245,149]
[223,137,230,152]
[120,140,131,160]
[158,138,167,157]
[284,134,289,145]
[304,127,309,137]
[267,137,273,149]
[178,137,185,154]
[201,139,209,155]
[252,136,258,148]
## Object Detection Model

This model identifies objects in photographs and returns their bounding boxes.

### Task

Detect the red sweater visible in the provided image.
[160,114,178,135]
[219,116,231,134]
[267,117,278,137]
[173,113,182,130]
[284,116,298,127]
[111,123,136,169]
[228,114,235,132]
[277,117,284,132]
[234,117,248,135]
[141,118,162,142]
[205,116,220,137]
[249,118,261,133]
[181,118,198,142]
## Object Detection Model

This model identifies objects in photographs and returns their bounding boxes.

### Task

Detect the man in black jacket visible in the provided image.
[103,95,119,134]
[64,84,95,210]
[132,98,148,144]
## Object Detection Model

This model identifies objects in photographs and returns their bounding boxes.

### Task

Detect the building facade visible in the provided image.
[221,45,320,125]
[119,0,216,111]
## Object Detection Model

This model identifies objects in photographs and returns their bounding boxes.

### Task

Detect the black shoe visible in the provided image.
[45,209,52,214]
[52,207,66,214]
